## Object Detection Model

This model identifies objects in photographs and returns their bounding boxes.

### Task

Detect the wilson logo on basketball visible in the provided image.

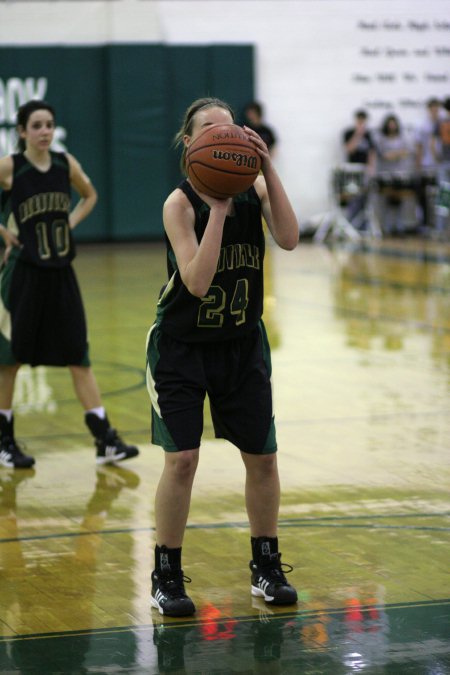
[212,150,258,169]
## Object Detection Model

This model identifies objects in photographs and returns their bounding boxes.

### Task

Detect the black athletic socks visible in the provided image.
[250,536,298,605]
[151,545,196,617]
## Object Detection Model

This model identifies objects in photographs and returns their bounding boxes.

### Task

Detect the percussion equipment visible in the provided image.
[333,164,366,203]
[375,171,416,192]
[420,168,438,189]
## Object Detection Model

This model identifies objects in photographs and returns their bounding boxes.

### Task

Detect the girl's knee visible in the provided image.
[166,449,199,480]
[243,451,278,478]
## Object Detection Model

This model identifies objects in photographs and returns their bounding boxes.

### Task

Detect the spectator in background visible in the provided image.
[374,114,415,235]
[415,98,442,172]
[415,98,442,228]
[340,110,375,230]
[431,97,450,235]
[243,101,277,156]
[375,114,413,174]
[343,110,376,170]
[432,96,450,180]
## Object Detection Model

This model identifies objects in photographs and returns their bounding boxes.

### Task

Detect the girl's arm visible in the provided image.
[67,153,98,229]
[245,126,299,251]
[163,189,231,298]
[0,156,13,191]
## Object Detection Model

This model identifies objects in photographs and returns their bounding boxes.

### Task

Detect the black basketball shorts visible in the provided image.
[146,321,277,455]
[0,252,89,367]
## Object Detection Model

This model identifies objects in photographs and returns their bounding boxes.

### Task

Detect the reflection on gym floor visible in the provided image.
[0,240,449,674]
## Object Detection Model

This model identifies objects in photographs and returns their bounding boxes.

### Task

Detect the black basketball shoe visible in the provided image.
[250,553,298,605]
[94,427,139,464]
[0,437,35,469]
[85,413,139,464]
[151,569,196,617]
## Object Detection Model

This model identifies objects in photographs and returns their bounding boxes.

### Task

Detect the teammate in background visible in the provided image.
[146,97,299,617]
[243,101,277,156]
[0,99,139,468]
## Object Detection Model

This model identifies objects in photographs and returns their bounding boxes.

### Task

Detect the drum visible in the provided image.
[421,168,437,188]
[333,164,366,203]
[391,172,416,190]
[376,171,416,191]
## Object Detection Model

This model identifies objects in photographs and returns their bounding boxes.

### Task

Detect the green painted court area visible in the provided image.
[1,600,449,674]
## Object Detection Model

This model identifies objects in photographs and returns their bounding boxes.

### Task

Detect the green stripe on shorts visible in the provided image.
[146,323,178,452]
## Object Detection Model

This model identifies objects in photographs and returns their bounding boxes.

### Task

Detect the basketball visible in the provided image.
[186,124,262,198]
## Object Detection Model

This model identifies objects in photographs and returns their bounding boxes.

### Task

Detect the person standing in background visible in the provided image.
[432,97,450,180]
[0,99,139,468]
[343,110,376,169]
[243,101,277,156]
[415,98,442,228]
[340,110,376,229]
[374,114,415,236]
[431,97,450,235]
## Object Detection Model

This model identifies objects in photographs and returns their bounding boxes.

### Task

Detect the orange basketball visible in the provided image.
[186,123,261,198]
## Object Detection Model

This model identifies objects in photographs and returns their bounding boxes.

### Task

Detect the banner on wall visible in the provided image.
[0,77,70,155]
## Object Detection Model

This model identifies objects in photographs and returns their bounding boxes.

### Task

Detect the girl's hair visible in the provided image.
[173,97,235,173]
[380,114,401,137]
[16,99,55,152]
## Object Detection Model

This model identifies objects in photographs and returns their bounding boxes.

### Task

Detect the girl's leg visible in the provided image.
[241,450,297,606]
[151,448,199,617]
[0,364,35,468]
[68,365,102,410]
[240,451,280,537]
[0,364,21,409]
[69,365,139,463]
[155,448,199,547]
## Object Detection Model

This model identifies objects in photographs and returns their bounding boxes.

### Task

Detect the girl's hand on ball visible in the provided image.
[207,195,233,211]
[243,126,270,164]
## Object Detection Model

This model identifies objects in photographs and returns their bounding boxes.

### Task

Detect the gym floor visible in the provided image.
[0,237,449,674]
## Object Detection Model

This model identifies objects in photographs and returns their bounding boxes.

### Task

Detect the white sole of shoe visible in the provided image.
[150,595,164,615]
[0,459,14,468]
[251,584,274,602]
[96,453,126,465]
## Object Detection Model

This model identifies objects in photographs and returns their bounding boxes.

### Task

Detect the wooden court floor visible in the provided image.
[0,237,449,674]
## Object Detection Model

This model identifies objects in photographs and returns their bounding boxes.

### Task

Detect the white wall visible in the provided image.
[1,0,449,223]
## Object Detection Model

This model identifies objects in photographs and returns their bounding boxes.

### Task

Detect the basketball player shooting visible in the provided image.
[145,96,299,617]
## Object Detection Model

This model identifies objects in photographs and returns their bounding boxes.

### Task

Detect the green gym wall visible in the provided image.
[0,44,254,241]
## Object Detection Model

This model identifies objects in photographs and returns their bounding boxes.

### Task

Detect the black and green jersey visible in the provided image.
[1,152,75,267]
[156,180,265,342]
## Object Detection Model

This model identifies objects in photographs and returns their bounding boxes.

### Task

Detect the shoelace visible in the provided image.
[258,557,294,585]
[160,573,192,598]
